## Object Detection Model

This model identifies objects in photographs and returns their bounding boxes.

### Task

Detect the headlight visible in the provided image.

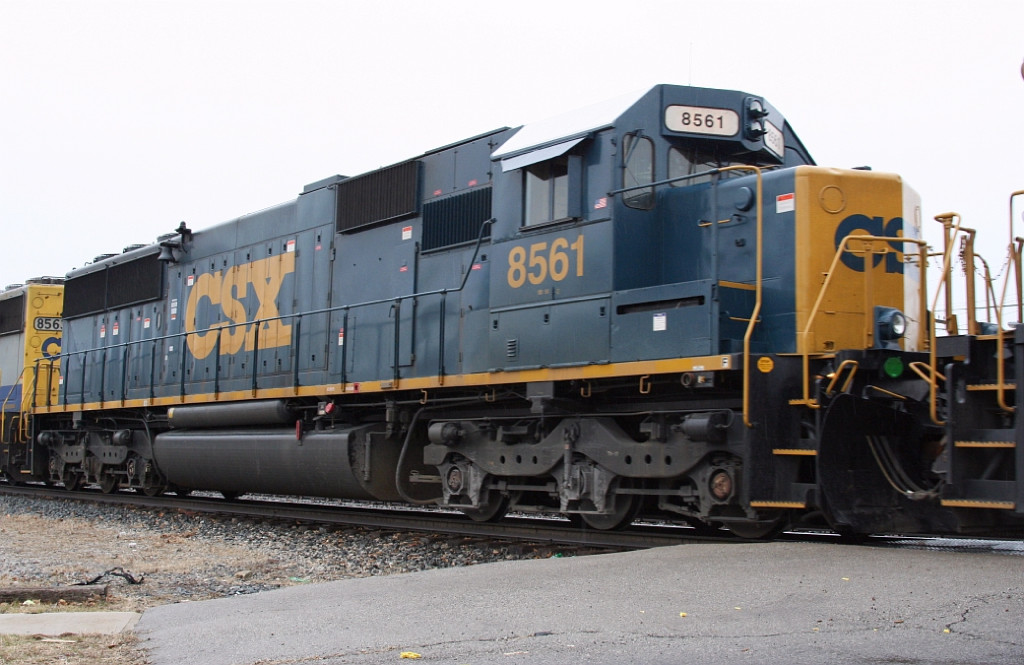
[889,311,907,337]
[874,306,907,346]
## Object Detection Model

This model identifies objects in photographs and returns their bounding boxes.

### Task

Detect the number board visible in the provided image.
[664,105,739,137]
[764,120,785,158]
[34,317,62,332]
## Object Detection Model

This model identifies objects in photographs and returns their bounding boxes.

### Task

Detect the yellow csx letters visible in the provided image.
[184,252,295,360]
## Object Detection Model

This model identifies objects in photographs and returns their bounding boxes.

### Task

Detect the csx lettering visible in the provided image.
[41,336,61,359]
[185,253,295,359]
[507,234,584,289]
[834,215,904,274]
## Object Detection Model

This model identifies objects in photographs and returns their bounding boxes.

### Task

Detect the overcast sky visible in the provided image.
[2,0,1022,316]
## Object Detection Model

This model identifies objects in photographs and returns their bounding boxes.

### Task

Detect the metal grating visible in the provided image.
[0,294,25,336]
[63,269,107,319]
[336,161,421,233]
[64,252,163,319]
[107,252,163,309]
[422,186,492,251]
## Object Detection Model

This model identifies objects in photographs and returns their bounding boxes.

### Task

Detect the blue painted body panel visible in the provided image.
[57,84,817,404]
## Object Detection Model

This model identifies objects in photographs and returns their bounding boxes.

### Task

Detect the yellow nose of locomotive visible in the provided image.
[792,166,925,355]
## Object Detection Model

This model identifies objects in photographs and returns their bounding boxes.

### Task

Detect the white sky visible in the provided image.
[2,0,1023,317]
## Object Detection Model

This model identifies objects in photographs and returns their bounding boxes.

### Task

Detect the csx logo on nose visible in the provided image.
[185,253,295,359]
[834,215,904,274]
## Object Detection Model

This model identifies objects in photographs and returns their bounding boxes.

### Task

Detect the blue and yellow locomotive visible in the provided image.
[5,84,1021,537]
[0,278,63,479]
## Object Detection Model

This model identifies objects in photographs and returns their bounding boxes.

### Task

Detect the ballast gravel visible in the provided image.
[0,493,554,612]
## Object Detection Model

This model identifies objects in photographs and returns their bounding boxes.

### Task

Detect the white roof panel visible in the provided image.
[491,87,651,160]
[498,137,585,172]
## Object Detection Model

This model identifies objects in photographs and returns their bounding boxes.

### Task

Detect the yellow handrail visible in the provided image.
[824,359,859,397]
[793,234,929,408]
[707,165,763,429]
[1,366,36,444]
[992,190,1024,414]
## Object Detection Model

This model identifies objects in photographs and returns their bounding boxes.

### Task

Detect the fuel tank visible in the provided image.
[152,424,403,500]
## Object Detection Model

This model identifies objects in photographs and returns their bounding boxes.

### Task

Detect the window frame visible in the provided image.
[522,153,583,228]
[622,133,655,210]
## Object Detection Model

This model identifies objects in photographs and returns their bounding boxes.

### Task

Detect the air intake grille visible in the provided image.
[63,270,107,318]
[422,186,492,251]
[108,253,163,309]
[64,252,163,319]
[336,161,421,233]
[0,294,24,336]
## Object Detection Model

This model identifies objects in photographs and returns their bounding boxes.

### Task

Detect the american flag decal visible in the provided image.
[594,197,608,209]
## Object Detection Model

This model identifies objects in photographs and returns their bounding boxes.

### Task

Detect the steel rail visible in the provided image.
[0,484,717,550]
[5,483,1019,553]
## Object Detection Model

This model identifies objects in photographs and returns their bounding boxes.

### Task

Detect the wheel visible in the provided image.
[63,473,83,492]
[220,491,243,500]
[141,483,166,497]
[677,516,725,536]
[581,483,642,531]
[99,473,120,494]
[459,490,510,523]
[727,512,787,540]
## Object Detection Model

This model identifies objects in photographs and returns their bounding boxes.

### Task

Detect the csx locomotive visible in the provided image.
[2,84,1022,537]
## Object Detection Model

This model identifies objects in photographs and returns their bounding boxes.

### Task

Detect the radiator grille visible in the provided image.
[63,270,107,318]
[422,186,492,251]
[108,252,163,309]
[0,294,24,336]
[336,161,421,233]
[64,252,163,319]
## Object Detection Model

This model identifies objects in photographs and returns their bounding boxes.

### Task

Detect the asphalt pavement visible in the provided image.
[136,541,1024,665]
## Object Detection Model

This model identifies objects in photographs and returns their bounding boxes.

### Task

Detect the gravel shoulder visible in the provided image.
[0,493,553,664]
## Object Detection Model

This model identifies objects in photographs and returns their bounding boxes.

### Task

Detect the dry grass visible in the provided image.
[0,509,314,664]
[0,632,146,665]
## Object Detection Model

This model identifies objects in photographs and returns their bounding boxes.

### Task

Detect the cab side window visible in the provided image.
[622,133,654,209]
[523,153,584,227]
[668,146,718,186]
[525,156,569,226]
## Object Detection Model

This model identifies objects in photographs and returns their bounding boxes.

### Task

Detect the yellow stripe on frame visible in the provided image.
[33,353,741,415]
[750,500,807,509]
[940,500,1016,510]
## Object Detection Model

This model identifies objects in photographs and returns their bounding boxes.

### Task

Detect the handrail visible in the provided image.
[45,220,495,410]
[992,190,1024,414]
[824,359,859,397]
[1,366,38,443]
[793,234,929,408]
[701,165,763,429]
[651,165,764,427]
[922,213,965,425]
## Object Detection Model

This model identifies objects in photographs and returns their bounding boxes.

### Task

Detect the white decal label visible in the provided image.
[776,193,795,213]
[653,313,667,332]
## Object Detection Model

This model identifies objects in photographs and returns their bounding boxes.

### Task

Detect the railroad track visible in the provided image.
[4,482,1021,555]
[0,482,724,550]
